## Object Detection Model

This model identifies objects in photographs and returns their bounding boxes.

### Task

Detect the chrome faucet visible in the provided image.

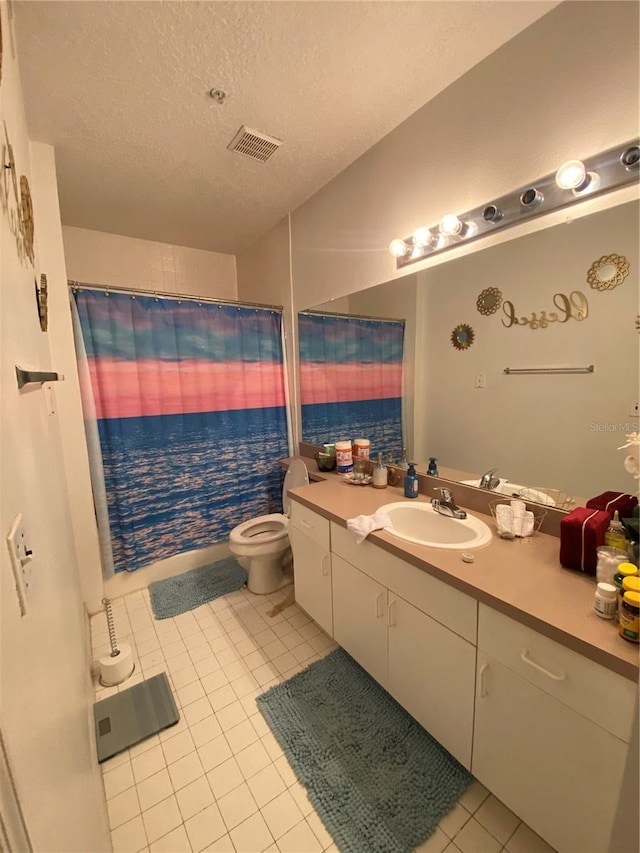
[431,487,467,519]
[479,468,500,491]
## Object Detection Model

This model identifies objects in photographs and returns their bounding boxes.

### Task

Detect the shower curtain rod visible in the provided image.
[300,309,405,324]
[68,280,283,312]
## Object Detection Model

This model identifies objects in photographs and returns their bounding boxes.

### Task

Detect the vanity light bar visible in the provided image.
[504,365,594,375]
[391,139,639,269]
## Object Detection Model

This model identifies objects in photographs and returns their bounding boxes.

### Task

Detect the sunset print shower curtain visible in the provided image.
[74,290,288,573]
[298,313,404,457]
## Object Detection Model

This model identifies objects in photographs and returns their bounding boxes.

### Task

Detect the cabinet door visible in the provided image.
[289,526,333,636]
[473,653,629,853]
[332,554,388,689]
[388,596,475,768]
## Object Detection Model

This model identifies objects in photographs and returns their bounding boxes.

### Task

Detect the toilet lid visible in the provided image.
[282,459,309,514]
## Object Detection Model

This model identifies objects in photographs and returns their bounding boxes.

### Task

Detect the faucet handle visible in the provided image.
[434,487,453,501]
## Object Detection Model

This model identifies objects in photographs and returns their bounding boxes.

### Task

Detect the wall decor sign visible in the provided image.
[451,323,475,350]
[1,121,34,264]
[501,291,589,330]
[587,253,630,291]
[476,287,503,316]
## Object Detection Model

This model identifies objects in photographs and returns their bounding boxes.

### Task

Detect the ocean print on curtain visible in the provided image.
[74,290,288,573]
[299,313,404,457]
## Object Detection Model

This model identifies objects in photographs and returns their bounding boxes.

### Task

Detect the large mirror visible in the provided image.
[305,199,639,506]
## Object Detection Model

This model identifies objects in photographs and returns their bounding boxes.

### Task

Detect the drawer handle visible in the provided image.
[321,554,330,577]
[479,662,489,697]
[376,593,384,618]
[520,649,566,681]
[387,599,396,627]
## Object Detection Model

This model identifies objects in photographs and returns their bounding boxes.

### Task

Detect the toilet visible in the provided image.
[229,459,309,594]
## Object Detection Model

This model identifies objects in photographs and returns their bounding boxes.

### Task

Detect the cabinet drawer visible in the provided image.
[289,502,330,550]
[478,605,636,742]
[331,522,476,644]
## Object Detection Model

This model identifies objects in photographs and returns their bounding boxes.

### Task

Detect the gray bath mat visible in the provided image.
[149,556,247,619]
[94,672,179,762]
[257,648,474,853]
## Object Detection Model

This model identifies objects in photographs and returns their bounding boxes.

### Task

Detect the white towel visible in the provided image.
[346,512,393,544]
[495,501,535,538]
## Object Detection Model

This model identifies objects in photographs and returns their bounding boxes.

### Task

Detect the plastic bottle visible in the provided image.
[593,583,617,620]
[427,457,439,476]
[372,453,388,489]
[404,462,419,498]
[398,448,409,470]
[619,590,640,643]
[613,562,639,621]
[604,510,627,551]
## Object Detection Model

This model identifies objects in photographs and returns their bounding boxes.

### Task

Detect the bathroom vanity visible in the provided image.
[287,475,638,853]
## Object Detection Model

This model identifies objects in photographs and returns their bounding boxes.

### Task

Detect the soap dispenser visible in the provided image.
[427,457,439,476]
[404,463,419,498]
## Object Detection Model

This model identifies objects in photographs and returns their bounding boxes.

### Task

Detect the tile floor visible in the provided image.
[91,585,557,853]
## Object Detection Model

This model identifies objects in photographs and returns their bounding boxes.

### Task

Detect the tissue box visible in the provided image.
[586,491,638,520]
[559,507,611,575]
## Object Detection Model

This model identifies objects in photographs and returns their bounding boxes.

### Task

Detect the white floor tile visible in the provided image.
[505,824,557,853]
[273,755,296,787]
[458,780,490,815]
[276,817,324,852]
[183,696,214,726]
[287,782,313,818]
[176,775,215,822]
[190,714,223,747]
[198,733,233,772]
[136,768,174,812]
[171,664,200,688]
[202,834,235,851]
[305,812,333,849]
[226,719,259,754]
[111,814,148,853]
[229,812,274,853]
[201,669,229,694]
[207,757,245,800]
[107,786,141,830]
[414,826,450,853]
[149,824,192,853]
[235,740,272,780]
[216,701,249,732]
[475,795,520,846]
[217,781,259,830]
[184,802,227,852]
[104,761,136,799]
[177,680,206,708]
[142,794,183,844]
[161,729,196,765]
[246,762,287,809]
[260,789,304,841]
[132,746,167,784]
[438,802,471,838]
[167,750,205,791]
[454,817,502,853]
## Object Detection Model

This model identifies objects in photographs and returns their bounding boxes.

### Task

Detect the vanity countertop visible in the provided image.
[286,470,639,681]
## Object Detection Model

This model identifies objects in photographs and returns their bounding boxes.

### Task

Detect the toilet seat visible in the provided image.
[229,514,288,546]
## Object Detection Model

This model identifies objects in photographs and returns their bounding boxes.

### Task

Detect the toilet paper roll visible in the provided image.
[99,643,134,686]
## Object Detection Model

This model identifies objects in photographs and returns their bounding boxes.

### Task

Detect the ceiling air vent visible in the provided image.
[227,126,282,162]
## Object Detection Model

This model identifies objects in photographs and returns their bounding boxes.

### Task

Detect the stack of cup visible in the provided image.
[596,546,629,585]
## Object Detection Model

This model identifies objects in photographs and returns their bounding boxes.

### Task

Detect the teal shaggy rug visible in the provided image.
[257,647,474,853]
[149,556,247,619]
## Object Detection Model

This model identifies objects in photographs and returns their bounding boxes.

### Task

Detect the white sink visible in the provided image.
[382,501,492,550]
[460,480,556,506]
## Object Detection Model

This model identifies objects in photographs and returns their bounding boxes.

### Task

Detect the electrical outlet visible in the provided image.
[6,514,33,616]
[631,401,639,418]
[474,373,486,389]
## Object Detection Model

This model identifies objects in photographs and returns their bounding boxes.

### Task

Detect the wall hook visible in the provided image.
[15,366,64,389]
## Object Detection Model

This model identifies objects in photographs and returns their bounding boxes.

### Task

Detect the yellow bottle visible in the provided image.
[604,510,627,551]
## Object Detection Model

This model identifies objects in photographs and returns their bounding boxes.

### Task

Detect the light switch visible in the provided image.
[474,373,486,389]
[6,514,33,616]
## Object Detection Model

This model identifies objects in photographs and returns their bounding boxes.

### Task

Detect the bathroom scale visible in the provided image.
[93,672,179,763]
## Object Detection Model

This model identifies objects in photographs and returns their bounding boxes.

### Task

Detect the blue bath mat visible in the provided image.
[149,557,247,619]
[257,648,473,853]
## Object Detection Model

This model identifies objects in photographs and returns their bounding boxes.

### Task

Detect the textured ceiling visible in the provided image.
[15,1,557,254]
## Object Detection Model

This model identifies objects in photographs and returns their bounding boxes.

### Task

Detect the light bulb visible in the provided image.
[572,171,601,196]
[389,238,408,258]
[410,245,423,259]
[412,227,433,247]
[435,234,448,250]
[439,214,463,237]
[463,221,478,238]
[555,159,587,190]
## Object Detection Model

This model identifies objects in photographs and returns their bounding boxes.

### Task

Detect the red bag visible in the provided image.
[559,507,611,575]
[586,491,638,520]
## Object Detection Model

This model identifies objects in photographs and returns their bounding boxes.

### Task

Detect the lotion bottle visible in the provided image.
[605,510,627,551]
[404,462,419,498]
[372,453,388,489]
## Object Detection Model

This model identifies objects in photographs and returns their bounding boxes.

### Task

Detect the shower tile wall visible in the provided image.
[90,589,556,853]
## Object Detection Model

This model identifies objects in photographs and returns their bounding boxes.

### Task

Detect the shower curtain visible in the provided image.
[72,289,289,574]
[298,313,404,457]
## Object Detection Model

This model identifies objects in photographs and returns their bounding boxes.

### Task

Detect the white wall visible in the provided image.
[0,2,110,847]
[61,226,238,608]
